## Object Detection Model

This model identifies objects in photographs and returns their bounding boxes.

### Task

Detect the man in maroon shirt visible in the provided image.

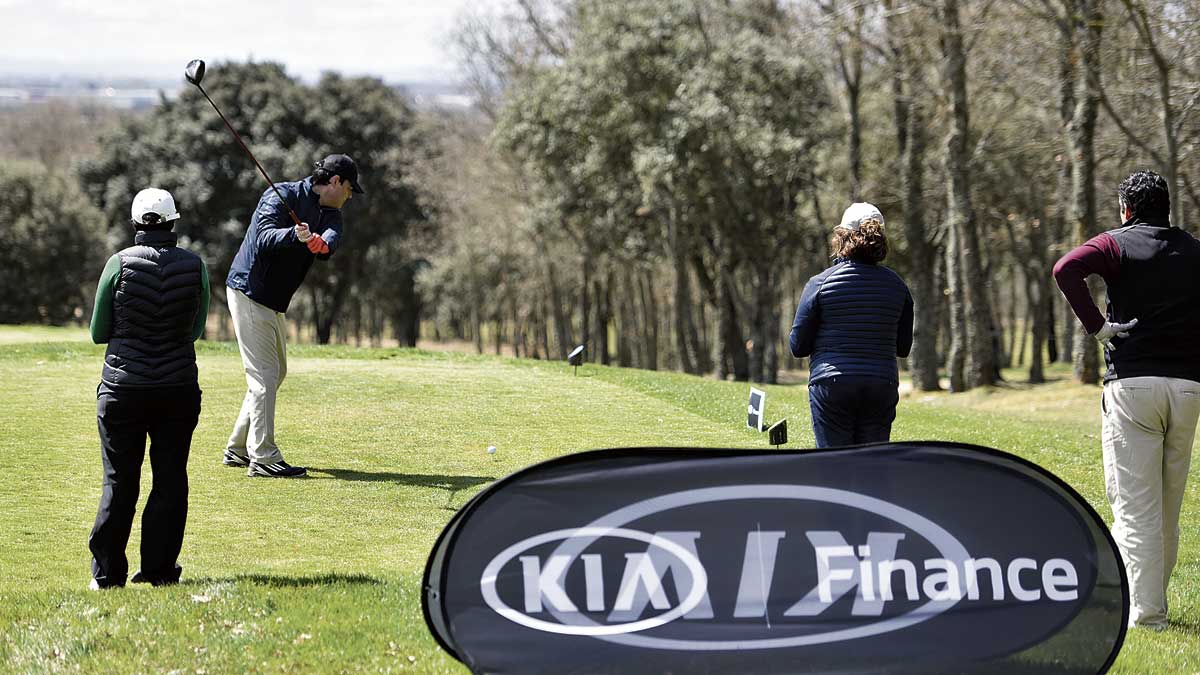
[1054,169,1200,630]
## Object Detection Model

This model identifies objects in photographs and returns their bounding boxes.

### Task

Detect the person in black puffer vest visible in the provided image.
[87,188,209,589]
[789,203,914,447]
[1054,169,1200,630]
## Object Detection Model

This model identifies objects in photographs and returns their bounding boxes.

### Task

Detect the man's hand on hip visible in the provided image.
[1092,318,1138,351]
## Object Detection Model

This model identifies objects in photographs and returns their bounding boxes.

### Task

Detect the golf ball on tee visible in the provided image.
[487,445,497,454]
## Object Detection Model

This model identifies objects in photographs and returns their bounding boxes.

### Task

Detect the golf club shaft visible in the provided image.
[195,85,304,227]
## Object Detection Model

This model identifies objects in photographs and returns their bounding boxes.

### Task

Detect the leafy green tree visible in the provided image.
[0,162,106,323]
[495,0,829,380]
[301,72,432,343]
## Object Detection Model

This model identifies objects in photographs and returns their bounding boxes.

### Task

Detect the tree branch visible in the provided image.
[1179,171,1200,229]
[516,0,566,58]
[1172,85,1200,136]
[964,0,1001,54]
[1097,81,1166,166]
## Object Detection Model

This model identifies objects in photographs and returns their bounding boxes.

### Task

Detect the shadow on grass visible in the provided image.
[1168,616,1200,635]
[183,573,382,588]
[307,468,494,492]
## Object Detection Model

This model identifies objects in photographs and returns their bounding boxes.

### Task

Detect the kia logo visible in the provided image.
[481,527,709,636]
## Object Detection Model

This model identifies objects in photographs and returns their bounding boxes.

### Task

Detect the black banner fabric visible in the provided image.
[423,442,1127,675]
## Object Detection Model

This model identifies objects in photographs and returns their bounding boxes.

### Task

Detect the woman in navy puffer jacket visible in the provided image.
[789,203,914,447]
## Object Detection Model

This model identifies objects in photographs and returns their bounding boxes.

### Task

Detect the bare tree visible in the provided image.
[940,0,995,388]
[820,0,868,200]
[886,0,941,390]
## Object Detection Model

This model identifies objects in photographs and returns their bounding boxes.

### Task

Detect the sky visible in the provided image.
[0,0,505,84]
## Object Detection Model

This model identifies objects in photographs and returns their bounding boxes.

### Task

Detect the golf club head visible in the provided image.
[185,59,206,86]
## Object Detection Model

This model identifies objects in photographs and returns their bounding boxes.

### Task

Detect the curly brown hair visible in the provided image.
[830,218,888,263]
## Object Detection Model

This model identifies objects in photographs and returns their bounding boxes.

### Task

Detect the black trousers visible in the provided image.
[808,376,899,448]
[89,385,201,587]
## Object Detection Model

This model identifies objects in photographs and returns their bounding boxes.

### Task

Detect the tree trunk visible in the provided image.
[695,287,712,373]
[618,267,635,368]
[716,255,750,382]
[579,252,592,362]
[536,295,550,360]
[471,274,483,354]
[749,268,768,384]
[543,260,570,358]
[945,222,967,392]
[310,287,331,345]
[596,271,612,366]
[900,76,941,391]
[542,261,568,359]
[753,265,781,384]
[1027,278,1048,384]
[390,262,423,348]
[352,299,362,347]
[669,214,699,374]
[1016,300,1028,368]
[1068,0,1103,384]
[510,290,522,358]
[640,268,659,371]
[766,303,780,385]
[1047,297,1059,363]
[368,298,380,348]
[941,0,993,389]
[1058,297,1074,364]
[1005,270,1018,369]
[1052,3,1076,366]
[691,254,719,375]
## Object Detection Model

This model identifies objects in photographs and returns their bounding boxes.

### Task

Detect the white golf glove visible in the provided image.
[1092,318,1138,351]
[294,223,313,243]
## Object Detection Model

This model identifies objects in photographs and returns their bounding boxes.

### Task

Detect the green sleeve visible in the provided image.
[192,261,210,341]
[90,255,121,344]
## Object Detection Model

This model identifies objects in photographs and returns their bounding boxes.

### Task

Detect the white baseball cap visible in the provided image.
[130,188,181,225]
[837,202,883,231]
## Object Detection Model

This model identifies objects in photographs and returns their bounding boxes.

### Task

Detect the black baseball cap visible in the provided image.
[316,153,365,194]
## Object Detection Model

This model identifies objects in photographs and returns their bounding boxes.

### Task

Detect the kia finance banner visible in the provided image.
[423,442,1127,675]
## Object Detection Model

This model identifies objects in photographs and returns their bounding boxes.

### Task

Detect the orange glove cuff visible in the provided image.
[306,235,329,255]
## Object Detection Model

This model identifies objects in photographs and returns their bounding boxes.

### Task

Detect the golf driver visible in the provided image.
[184,59,303,227]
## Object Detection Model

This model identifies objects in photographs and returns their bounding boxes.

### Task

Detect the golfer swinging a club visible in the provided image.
[223,154,364,477]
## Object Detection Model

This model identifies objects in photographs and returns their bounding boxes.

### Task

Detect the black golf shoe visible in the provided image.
[131,565,182,587]
[222,449,250,467]
[247,460,307,478]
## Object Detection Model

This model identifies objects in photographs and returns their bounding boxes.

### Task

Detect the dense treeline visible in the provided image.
[2,0,1200,390]
[432,0,1200,388]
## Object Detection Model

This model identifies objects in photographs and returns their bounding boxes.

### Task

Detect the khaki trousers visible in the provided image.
[1102,376,1200,628]
[226,288,286,464]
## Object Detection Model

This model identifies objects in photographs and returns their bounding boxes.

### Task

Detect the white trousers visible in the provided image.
[226,288,287,464]
[1102,376,1200,628]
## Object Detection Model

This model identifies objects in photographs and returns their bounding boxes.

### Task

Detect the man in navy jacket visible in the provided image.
[223,154,363,478]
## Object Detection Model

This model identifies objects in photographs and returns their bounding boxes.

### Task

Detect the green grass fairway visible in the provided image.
[1,326,1198,673]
